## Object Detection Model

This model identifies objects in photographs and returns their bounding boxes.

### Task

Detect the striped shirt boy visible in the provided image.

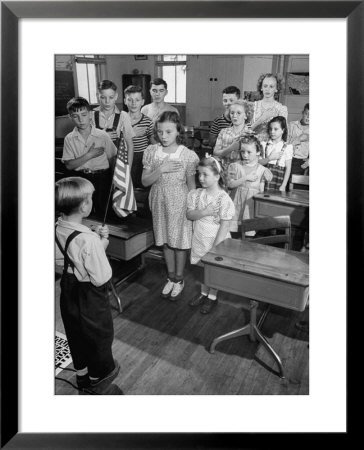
[209,114,232,140]
[132,114,154,153]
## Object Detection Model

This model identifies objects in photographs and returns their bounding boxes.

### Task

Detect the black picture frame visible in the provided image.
[1,1,360,448]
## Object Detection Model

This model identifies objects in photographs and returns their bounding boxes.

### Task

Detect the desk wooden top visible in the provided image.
[202,239,309,287]
[254,190,309,207]
[83,216,153,240]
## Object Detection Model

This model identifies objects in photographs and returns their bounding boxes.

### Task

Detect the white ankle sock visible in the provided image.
[201,283,208,296]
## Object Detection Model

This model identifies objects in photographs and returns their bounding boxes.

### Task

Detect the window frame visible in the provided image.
[73,55,106,104]
[156,55,187,105]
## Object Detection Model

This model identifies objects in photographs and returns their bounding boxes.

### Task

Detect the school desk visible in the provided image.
[254,190,309,229]
[83,216,154,261]
[201,238,309,378]
[82,216,154,313]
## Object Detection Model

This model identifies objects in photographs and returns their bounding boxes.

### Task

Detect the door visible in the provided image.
[121,74,151,111]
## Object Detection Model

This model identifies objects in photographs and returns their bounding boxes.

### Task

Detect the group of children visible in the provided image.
[210,73,309,190]
[55,73,309,392]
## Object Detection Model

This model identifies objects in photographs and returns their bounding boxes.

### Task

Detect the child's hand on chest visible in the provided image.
[245,171,259,183]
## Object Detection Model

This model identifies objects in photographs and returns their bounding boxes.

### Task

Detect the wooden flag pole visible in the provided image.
[102,162,116,227]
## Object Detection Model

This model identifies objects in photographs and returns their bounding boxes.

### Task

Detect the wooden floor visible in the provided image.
[55,255,309,395]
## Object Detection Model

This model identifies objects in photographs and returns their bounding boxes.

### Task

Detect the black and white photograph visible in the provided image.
[55,53,310,396]
[1,1,354,444]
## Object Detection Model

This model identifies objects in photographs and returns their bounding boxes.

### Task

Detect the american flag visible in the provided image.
[112,137,137,217]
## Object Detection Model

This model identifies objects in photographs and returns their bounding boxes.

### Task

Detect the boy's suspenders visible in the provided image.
[94,111,122,149]
[55,227,82,275]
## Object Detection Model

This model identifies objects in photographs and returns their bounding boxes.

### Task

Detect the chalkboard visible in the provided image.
[55,70,75,116]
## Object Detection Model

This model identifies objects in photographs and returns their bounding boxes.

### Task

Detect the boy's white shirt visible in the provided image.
[55,218,112,287]
[62,125,117,170]
[91,106,136,140]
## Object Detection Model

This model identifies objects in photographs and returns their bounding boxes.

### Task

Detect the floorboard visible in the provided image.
[55,256,309,395]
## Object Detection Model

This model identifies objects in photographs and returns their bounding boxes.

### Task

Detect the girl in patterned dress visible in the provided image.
[186,156,235,314]
[213,100,252,185]
[250,73,288,142]
[227,135,273,237]
[259,116,293,192]
[142,111,199,301]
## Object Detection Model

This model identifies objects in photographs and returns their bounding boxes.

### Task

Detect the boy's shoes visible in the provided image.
[161,278,174,299]
[189,293,207,307]
[76,373,91,389]
[169,280,184,302]
[200,298,217,314]
[90,360,120,391]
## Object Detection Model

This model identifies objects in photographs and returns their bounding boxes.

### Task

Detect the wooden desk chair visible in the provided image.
[199,120,212,128]
[196,122,211,141]
[184,126,194,136]
[289,174,309,191]
[194,122,213,157]
[184,126,195,150]
[289,175,309,250]
[241,215,292,250]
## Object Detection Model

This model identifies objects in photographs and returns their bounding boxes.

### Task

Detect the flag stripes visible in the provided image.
[112,138,137,218]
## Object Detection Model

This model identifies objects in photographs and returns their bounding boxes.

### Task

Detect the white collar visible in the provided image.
[57,218,94,234]
[156,144,183,159]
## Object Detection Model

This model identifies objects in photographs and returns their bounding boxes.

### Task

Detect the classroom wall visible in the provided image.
[55,54,309,124]
[104,54,276,125]
[105,55,157,110]
[186,54,274,126]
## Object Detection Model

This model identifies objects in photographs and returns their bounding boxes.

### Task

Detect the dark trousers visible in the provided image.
[291,157,306,175]
[60,273,115,378]
[67,169,112,220]
[130,152,151,217]
[130,152,144,189]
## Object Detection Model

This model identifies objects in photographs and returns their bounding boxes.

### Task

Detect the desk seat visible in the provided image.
[83,216,154,261]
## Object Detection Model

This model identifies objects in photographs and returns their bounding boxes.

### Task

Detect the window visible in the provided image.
[74,55,106,104]
[157,55,186,104]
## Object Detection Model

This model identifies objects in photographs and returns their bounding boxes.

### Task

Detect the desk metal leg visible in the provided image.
[249,300,257,342]
[210,324,251,353]
[209,300,285,378]
[107,255,145,314]
[257,304,271,329]
[109,280,123,313]
[210,300,257,352]
[254,325,285,379]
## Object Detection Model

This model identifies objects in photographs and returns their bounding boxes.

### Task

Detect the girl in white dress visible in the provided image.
[187,156,235,314]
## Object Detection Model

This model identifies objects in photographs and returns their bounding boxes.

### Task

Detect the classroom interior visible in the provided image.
[55,54,309,395]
